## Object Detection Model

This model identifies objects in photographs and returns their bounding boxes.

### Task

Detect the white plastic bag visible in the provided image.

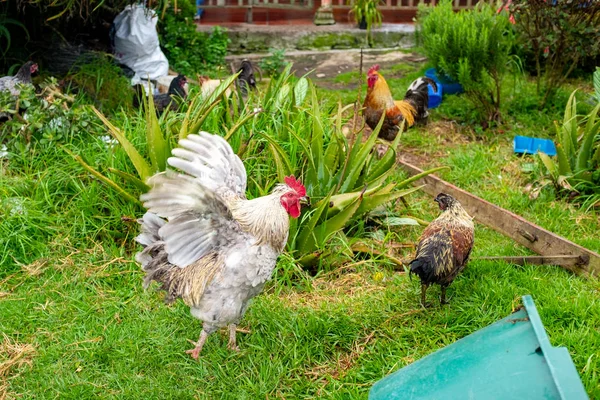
[112,4,169,85]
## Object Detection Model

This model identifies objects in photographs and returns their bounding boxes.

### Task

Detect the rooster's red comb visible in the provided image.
[367,65,380,75]
[285,176,306,197]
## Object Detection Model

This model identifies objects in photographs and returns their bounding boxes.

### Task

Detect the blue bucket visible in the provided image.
[428,82,442,109]
[513,135,557,156]
[425,68,464,95]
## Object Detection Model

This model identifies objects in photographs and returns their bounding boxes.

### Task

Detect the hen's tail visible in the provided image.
[403,77,437,125]
[408,257,436,285]
[135,212,171,290]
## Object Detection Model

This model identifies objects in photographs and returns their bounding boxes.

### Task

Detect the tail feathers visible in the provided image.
[403,76,437,124]
[135,212,169,282]
[136,212,166,247]
[409,257,436,285]
[406,77,438,94]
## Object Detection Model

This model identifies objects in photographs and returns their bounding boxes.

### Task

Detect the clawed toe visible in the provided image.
[185,347,201,360]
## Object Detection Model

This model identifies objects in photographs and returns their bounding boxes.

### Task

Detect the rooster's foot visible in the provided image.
[186,329,209,360]
[227,324,240,352]
[185,346,202,360]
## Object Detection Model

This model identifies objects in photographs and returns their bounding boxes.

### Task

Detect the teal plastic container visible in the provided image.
[369,295,588,400]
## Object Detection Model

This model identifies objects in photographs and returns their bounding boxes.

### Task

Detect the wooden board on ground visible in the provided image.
[398,157,600,277]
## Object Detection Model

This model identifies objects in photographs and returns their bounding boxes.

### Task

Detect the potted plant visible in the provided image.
[348,0,383,44]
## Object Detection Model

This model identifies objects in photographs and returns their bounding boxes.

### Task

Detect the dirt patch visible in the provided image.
[227,48,425,90]
[281,269,386,310]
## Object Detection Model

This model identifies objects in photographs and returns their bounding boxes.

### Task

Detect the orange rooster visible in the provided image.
[363,64,438,141]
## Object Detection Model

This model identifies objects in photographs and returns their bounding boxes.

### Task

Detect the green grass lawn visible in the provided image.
[2,61,600,399]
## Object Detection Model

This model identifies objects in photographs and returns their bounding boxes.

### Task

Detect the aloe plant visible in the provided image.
[538,90,600,195]
[266,83,445,266]
[65,74,239,203]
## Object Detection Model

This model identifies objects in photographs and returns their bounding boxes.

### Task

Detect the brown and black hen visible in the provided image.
[409,193,474,307]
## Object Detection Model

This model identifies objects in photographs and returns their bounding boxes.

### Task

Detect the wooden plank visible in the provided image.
[397,158,600,277]
[475,255,588,268]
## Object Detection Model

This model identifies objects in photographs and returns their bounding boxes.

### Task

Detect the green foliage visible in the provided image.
[509,0,600,108]
[594,67,600,104]
[0,79,99,153]
[0,14,29,57]
[348,0,383,45]
[67,73,240,206]
[537,90,600,207]
[417,0,515,123]
[276,89,444,266]
[258,48,288,78]
[66,53,133,113]
[159,14,229,76]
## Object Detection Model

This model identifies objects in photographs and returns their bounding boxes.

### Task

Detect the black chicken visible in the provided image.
[236,60,256,97]
[409,193,475,307]
[133,74,187,114]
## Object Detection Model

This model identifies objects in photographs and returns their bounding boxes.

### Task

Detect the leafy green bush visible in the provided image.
[259,49,288,78]
[417,0,515,123]
[538,90,600,208]
[509,0,600,108]
[159,14,229,76]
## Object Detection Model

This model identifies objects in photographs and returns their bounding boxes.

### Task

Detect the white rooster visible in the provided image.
[136,131,308,359]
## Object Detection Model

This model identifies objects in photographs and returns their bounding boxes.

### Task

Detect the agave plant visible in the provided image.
[538,90,600,198]
[264,83,445,266]
[64,73,240,205]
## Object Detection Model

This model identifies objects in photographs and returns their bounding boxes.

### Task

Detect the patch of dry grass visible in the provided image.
[0,335,35,400]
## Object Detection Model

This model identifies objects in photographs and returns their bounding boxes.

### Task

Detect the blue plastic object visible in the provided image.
[425,67,464,95]
[427,82,442,109]
[514,135,557,156]
[369,295,588,400]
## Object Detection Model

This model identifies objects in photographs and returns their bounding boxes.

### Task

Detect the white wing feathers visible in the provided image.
[167,131,247,201]
[141,172,244,268]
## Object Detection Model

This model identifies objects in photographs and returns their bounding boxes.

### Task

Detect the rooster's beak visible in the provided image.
[299,196,310,207]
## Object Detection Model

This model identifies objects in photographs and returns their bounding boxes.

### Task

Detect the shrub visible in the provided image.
[159,14,229,76]
[417,0,515,123]
[509,0,600,108]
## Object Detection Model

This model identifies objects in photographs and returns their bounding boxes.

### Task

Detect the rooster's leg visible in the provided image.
[227,324,240,352]
[420,284,429,308]
[186,330,208,360]
[440,286,449,305]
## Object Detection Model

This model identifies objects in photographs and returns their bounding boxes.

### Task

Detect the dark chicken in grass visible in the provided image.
[236,59,257,96]
[0,61,38,96]
[133,74,187,114]
[409,193,474,307]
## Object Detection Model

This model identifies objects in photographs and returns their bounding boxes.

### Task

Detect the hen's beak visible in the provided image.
[299,196,310,207]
